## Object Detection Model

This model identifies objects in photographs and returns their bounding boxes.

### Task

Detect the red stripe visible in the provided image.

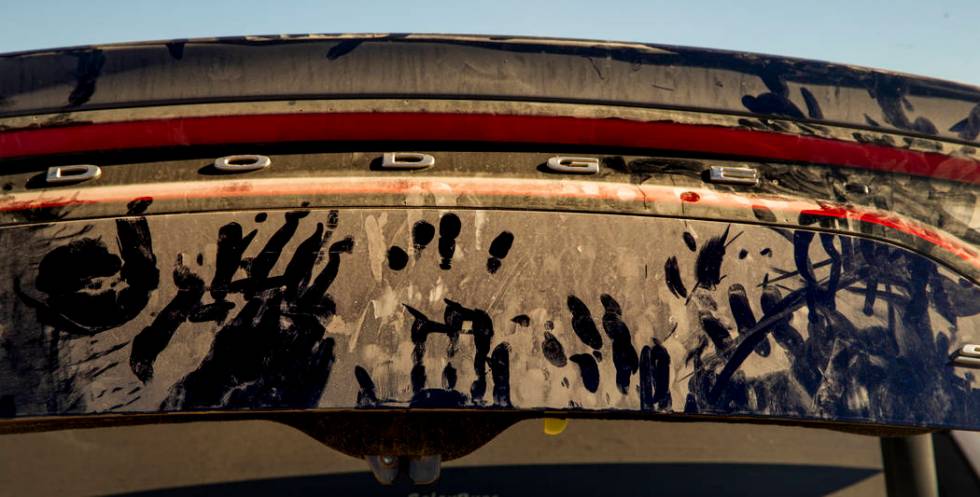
[0,177,975,268]
[799,206,978,263]
[1,112,978,183]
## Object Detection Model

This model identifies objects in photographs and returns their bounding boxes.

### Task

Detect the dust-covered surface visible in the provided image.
[1,35,978,147]
[0,207,977,430]
[0,152,976,278]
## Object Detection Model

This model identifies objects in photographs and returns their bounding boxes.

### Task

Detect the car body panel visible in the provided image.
[1,207,977,430]
[1,35,978,438]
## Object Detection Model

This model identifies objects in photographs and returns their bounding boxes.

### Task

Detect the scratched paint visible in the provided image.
[0,208,978,430]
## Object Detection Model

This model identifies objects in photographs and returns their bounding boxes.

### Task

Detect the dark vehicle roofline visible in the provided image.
[1,33,978,146]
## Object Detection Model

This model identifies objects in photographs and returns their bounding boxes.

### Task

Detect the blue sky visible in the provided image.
[1,0,977,85]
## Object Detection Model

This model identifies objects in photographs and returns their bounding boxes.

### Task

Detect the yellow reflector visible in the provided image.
[543,417,568,436]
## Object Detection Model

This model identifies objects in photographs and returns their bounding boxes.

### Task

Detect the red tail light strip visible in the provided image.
[1,112,978,184]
